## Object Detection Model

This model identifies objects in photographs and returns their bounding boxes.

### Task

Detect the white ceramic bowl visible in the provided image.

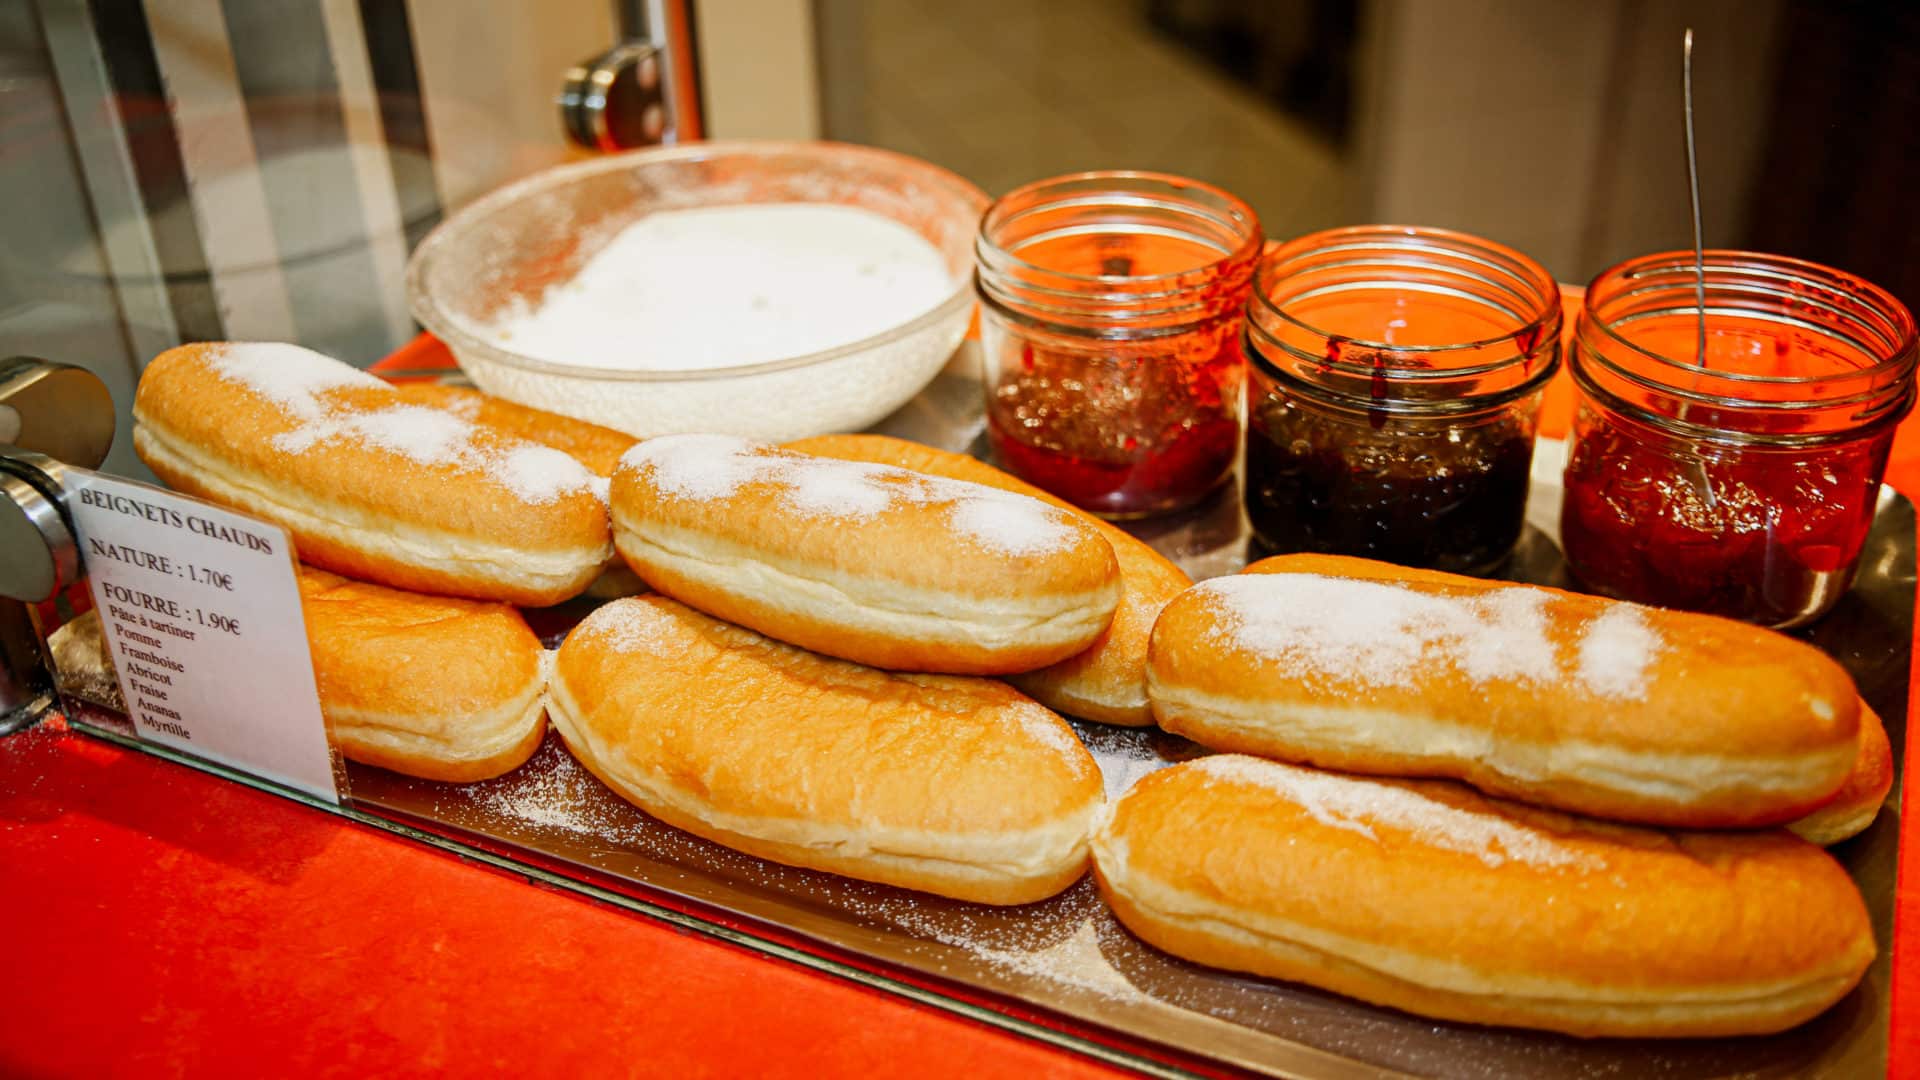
[406,141,989,441]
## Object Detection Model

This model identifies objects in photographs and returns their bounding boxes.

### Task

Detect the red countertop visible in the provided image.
[4,322,1918,1077]
[0,720,1126,1078]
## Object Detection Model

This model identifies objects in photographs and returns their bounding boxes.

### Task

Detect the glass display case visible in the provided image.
[3,3,1916,1076]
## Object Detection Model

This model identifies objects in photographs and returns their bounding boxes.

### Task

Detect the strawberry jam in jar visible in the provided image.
[976,172,1261,518]
[1243,226,1562,573]
[1562,252,1917,628]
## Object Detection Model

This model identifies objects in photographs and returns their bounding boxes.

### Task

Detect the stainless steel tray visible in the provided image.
[67,348,1915,1077]
[352,350,1910,1079]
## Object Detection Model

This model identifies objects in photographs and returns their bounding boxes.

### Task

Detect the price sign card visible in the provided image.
[64,471,338,803]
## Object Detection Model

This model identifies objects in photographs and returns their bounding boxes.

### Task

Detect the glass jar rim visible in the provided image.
[975,169,1263,287]
[1246,325,1562,415]
[1581,249,1919,389]
[1250,224,1562,359]
[1566,352,1916,450]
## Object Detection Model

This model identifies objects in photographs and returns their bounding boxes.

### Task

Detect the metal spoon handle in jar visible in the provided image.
[1681,28,1718,514]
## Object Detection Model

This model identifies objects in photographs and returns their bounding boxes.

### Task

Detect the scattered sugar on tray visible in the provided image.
[448,737,1405,1029]
[205,341,384,422]
[456,739,800,884]
[860,881,1145,1002]
[1200,574,1654,696]
[463,741,651,845]
[960,919,1143,1000]
[460,739,1151,1004]
[1070,721,1171,801]
[1196,757,1601,871]
[628,434,1077,556]
[1578,605,1661,700]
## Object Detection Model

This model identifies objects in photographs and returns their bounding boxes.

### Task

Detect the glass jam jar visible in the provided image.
[1242,226,1562,573]
[1561,252,1917,628]
[975,172,1262,518]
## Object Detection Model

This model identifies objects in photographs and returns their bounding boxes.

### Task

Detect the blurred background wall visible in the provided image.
[820,0,1918,314]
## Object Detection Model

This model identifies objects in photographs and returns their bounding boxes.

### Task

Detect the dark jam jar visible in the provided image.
[1562,252,1917,628]
[975,172,1261,518]
[1243,226,1562,573]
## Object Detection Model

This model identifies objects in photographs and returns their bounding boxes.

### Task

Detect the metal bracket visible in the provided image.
[560,40,673,151]
[0,358,113,734]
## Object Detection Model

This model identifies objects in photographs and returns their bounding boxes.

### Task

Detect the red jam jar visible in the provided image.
[975,172,1262,518]
[1243,226,1562,573]
[1562,251,1917,628]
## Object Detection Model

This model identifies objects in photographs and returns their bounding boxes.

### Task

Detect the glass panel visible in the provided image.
[0,1,615,483]
[6,3,1916,1075]
[28,355,1910,1076]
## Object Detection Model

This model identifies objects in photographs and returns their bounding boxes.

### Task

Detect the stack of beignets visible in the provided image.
[551,596,1104,904]
[392,381,646,599]
[609,434,1122,674]
[1788,701,1894,846]
[132,347,1112,900]
[542,434,1129,902]
[1148,553,1862,828]
[1092,755,1876,1039]
[787,434,1190,725]
[129,338,1894,1037]
[1090,551,1887,1037]
[299,566,547,782]
[130,343,639,783]
[134,343,612,606]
